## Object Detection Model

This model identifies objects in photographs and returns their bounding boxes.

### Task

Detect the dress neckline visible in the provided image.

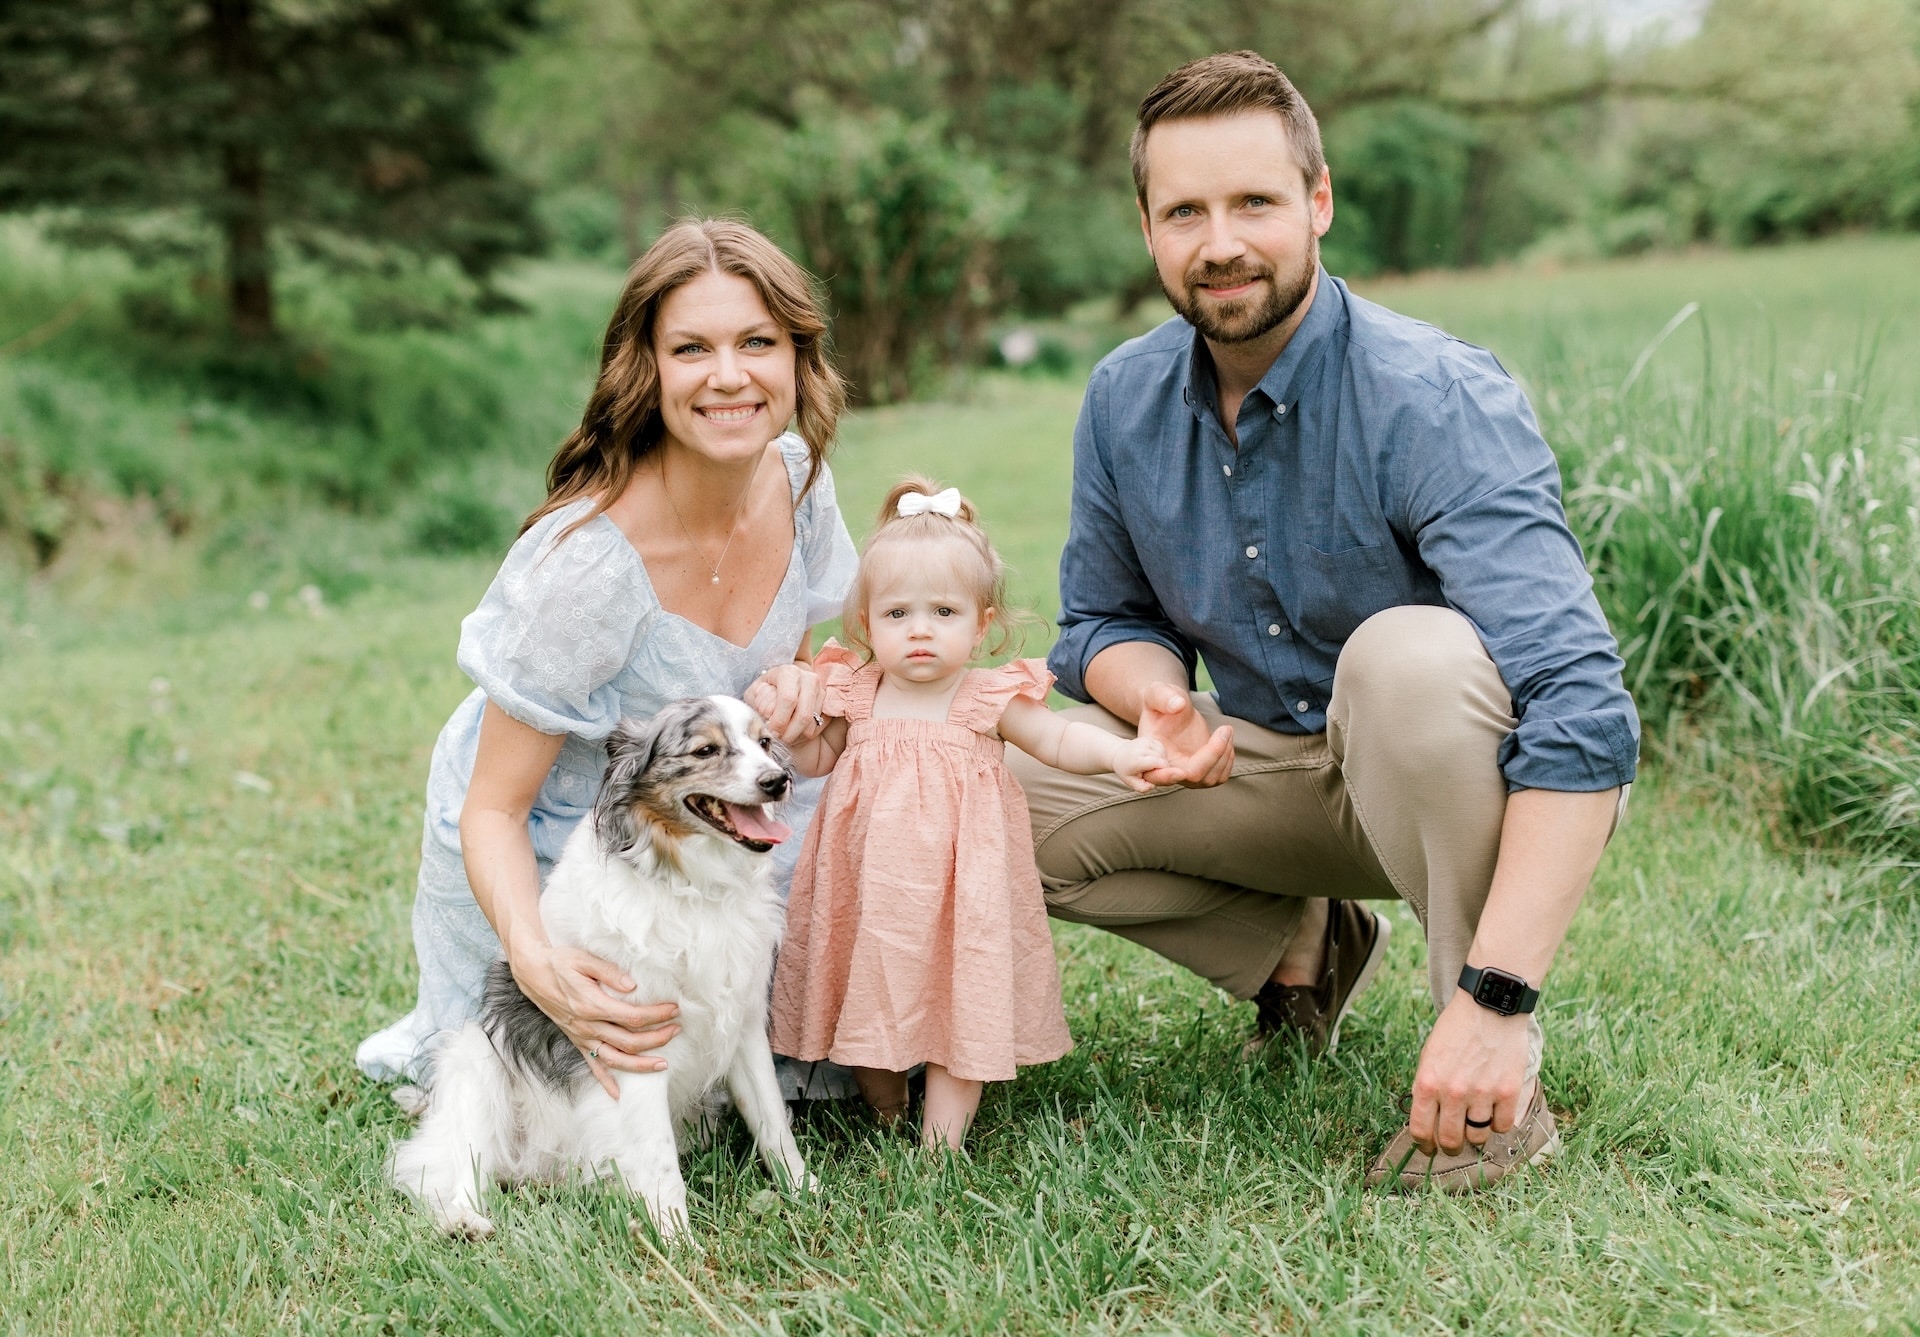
[596,510,801,653]
[574,437,807,654]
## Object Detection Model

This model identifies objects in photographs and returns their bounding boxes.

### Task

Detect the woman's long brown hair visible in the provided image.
[522,218,849,541]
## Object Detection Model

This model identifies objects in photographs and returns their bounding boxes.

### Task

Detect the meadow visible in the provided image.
[3,237,1919,1332]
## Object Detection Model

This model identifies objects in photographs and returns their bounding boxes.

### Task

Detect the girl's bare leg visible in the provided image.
[921,1063,983,1150]
[853,1066,909,1128]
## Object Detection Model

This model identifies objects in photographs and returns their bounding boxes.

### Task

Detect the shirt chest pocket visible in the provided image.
[1289,541,1405,651]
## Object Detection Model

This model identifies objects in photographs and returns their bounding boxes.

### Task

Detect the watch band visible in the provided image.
[1457,963,1540,1016]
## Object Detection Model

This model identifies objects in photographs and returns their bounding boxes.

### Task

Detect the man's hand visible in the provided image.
[1407,990,1533,1155]
[1135,682,1235,787]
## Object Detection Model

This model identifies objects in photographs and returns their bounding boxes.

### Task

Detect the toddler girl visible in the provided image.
[759,478,1166,1149]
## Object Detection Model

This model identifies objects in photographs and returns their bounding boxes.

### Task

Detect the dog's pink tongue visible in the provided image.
[724,802,791,845]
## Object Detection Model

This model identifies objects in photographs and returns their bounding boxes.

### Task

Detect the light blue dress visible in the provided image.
[356,433,859,1097]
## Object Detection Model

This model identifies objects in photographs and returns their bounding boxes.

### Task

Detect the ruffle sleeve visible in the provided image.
[782,435,858,627]
[960,658,1056,734]
[455,503,651,739]
[812,639,868,720]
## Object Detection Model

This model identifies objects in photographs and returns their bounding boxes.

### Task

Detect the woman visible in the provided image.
[357,218,857,1100]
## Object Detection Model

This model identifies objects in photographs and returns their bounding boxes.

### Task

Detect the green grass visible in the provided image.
[5,236,1920,1331]
[4,559,1919,1332]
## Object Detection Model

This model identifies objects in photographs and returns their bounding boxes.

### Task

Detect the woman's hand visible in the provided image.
[746,660,827,746]
[509,939,681,1100]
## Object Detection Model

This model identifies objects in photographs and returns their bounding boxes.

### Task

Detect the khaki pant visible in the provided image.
[1012,606,1609,1068]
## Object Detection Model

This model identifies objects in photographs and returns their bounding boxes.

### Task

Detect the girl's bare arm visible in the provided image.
[996,696,1164,791]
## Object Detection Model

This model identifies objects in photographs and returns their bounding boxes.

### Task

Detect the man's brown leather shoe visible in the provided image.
[1364,1083,1561,1192]
[1243,899,1390,1059]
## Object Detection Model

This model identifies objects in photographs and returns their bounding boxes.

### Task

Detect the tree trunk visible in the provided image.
[209,0,274,339]
[1457,143,1499,269]
[223,143,274,339]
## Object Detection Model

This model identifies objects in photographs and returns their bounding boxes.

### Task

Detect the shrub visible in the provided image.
[754,107,1019,404]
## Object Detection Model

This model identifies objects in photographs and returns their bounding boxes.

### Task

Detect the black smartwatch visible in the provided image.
[1457,964,1539,1016]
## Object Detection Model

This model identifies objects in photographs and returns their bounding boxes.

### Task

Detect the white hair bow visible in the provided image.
[896,488,963,518]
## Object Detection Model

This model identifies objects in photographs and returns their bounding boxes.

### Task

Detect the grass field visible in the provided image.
[4,239,1920,1332]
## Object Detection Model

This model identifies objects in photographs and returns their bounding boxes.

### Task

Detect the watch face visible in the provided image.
[1473,970,1529,1015]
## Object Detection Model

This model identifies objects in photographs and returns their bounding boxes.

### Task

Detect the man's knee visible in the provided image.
[1334,606,1494,708]
[1330,605,1513,774]
[1328,607,1505,714]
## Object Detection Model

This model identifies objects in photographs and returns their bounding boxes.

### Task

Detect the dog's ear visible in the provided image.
[594,714,664,859]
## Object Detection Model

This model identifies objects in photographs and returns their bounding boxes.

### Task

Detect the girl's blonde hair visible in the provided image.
[841,476,1036,661]
[522,217,848,541]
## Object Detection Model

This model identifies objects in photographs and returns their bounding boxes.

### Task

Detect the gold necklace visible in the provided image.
[659,453,757,585]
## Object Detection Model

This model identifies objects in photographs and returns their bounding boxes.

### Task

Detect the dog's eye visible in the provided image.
[693,744,720,758]
[758,736,774,751]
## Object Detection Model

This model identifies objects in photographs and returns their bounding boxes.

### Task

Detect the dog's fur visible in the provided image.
[387,695,809,1240]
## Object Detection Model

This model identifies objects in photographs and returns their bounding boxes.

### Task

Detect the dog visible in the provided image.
[387,695,810,1241]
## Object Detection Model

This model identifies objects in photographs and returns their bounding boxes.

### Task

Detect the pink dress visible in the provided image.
[769,643,1073,1082]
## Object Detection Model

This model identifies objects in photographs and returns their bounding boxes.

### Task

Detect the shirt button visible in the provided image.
[1222,465,1232,477]
[1296,700,1311,713]
[1267,623,1281,636]
[1245,545,1258,559]
[1276,403,1289,416]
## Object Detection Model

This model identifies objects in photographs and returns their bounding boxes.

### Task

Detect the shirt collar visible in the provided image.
[1181,265,1343,425]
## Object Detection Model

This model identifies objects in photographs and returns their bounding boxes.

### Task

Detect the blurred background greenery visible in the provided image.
[5,0,1919,393]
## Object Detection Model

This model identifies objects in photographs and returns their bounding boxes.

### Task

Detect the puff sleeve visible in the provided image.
[812,640,868,720]
[455,505,651,740]
[960,659,1055,733]
[787,438,859,627]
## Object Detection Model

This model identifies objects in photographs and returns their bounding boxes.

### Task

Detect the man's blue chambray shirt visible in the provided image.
[1049,270,1639,793]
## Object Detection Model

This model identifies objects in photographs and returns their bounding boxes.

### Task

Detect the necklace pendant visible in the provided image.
[711,573,721,584]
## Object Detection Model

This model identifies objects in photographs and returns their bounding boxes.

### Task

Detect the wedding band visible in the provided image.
[1465,1114,1493,1128]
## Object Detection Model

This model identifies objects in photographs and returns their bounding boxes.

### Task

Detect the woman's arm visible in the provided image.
[461,701,681,1098]
[996,696,1165,792]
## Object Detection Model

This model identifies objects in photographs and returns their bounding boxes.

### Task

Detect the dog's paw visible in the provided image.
[435,1204,495,1240]
[390,1085,430,1118]
[629,1205,693,1247]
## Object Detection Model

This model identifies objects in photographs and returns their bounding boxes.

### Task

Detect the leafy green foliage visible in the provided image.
[753,108,1018,404]
[0,0,544,338]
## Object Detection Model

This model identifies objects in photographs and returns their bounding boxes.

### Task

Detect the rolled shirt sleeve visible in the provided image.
[1401,371,1640,791]
[1050,369,1200,702]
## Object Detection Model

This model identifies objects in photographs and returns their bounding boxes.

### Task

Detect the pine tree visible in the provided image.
[0,0,542,338]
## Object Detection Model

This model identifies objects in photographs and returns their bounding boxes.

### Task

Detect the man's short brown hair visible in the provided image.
[1130,51,1326,206]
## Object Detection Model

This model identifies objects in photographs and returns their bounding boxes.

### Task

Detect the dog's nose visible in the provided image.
[758,771,790,799]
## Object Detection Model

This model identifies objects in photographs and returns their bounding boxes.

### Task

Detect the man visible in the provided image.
[1008,50,1638,1190]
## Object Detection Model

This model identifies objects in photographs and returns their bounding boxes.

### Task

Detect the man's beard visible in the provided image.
[1161,233,1317,345]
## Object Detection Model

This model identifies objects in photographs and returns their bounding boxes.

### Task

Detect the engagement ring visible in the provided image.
[589,1046,600,1060]
[812,712,824,729]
